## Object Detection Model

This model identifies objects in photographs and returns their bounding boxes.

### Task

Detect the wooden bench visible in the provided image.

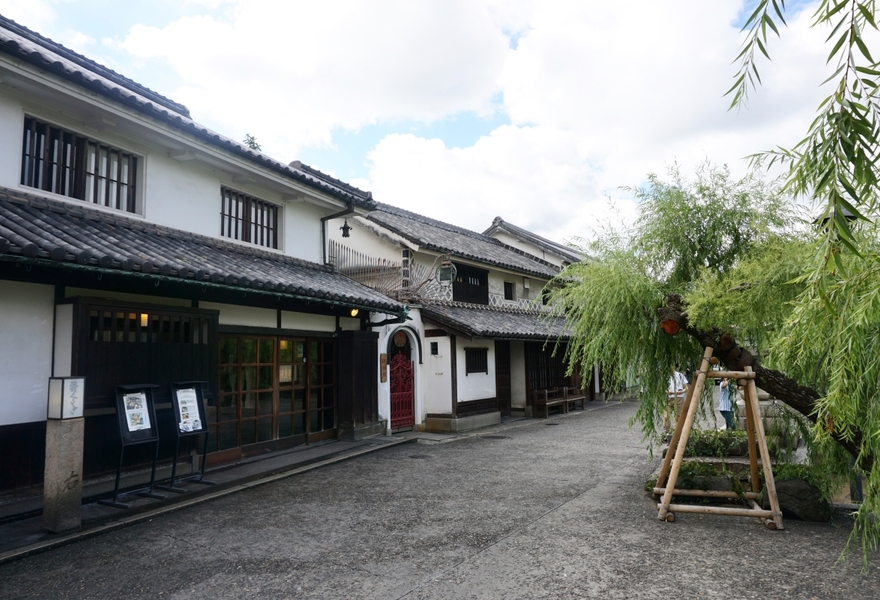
[531,387,567,418]
[563,387,586,412]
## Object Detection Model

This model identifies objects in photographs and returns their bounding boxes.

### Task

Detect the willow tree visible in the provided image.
[554,0,880,564]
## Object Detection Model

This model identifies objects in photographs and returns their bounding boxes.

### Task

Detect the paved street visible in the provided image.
[1,401,876,599]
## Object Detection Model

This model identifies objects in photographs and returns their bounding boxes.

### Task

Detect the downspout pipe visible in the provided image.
[321,203,355,265]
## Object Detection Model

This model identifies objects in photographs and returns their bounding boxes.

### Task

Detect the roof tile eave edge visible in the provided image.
[0,252,406,315]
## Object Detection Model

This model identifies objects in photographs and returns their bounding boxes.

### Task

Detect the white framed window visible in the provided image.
[220,187,280,249]
[21,116,139,214]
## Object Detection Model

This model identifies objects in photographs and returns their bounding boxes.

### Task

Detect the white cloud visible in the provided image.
[0,0,55,31]
[120,0,511,153]
[360,1,832,241]
[51,0,836,243]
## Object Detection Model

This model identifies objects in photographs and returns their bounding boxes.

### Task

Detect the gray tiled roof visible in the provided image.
[0,186,405,315]
[483,216,584,264]
[367,204,560,279]
[0,15,374,209]
[421,303,570,341]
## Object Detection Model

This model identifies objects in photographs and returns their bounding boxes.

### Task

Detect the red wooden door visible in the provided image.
[390,352,414,429]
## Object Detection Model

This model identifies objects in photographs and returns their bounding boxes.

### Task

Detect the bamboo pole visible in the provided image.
[703,371,757,379]
[653,379,699,495]
[743,385,761,494]
[653,487,759,500]
[745,367,784,530]
[660,503,774,519]
[658,346,714,521]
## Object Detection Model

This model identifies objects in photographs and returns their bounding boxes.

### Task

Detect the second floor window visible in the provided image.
[504,281,516,301]
[21,116,138,213]
[453,263,489,305]
[221,187,279,249]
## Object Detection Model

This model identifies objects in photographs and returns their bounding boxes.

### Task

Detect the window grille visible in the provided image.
[21,116,138,213]
[504,281,516,301]
[220,187,279,249]
[453,263,489,305]
[465,347,488,375]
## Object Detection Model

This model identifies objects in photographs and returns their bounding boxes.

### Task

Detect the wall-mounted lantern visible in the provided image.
[435,256,457,287]
[47,376,85,420]
[350,308,360,317]
[340,219,352,238]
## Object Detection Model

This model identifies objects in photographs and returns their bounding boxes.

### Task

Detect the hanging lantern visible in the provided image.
[434,256,456,287]
[340,219,352,238]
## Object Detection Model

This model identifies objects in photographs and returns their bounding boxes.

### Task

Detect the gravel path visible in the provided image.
[1,401,876,599]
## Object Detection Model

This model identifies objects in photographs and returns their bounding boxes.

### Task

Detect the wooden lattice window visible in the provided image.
[453,263,489,305]
[21,116,139,213]
[465,347,488,375]
[220,187,279,249]
[504,281,516,301]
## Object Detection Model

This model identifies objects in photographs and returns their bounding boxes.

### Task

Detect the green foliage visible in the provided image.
[731,1,880,273]
[684,235,814,351]
[243,133,262,151]
[550,163,790,441]
[771,225,880,567]
[627,162,791,290]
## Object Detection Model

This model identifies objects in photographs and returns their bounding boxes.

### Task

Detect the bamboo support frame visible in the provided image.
[653,487,759,500]
[655,347,784,530]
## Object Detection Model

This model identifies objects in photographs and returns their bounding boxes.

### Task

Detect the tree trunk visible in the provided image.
[658,294,867,468]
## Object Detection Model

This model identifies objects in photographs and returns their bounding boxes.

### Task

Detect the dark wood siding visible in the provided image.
[72,298,219,478]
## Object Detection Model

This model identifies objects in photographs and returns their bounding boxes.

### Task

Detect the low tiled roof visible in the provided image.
[0,15,374,209]
[483,216,584,264]
[0,186,405,315]
[367,204,560,279]
[421,303,570,341]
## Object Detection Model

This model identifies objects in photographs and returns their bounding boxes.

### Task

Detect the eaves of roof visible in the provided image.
[483,217,584,265]
[366,204,560,280]
[0,16,375,210]
[421,302,570,341]
[0,186,405,316]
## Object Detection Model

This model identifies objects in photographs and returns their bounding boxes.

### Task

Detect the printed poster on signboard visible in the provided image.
[123,392,151,432]
[175,388,203,433]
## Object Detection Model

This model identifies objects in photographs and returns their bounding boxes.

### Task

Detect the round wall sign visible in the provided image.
[393,331,407,348]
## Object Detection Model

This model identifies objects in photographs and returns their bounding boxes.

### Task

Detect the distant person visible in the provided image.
[718,378,736,430]
[666,364,688,429]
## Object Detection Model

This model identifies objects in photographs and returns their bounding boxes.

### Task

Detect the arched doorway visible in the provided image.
[389,329,414,430]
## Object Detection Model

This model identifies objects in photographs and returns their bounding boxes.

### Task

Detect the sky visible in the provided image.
[0,0,832,244]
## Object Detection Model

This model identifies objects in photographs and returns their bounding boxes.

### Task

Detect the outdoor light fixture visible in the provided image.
[434,256,457,287]
[47,376,85,420]
[350,308,359,317]
[340,219,352,238]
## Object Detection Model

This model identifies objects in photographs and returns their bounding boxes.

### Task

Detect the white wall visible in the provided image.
[0,282,55,425]
[201,302,276,327]
[492,231,568,269]
[328,217,403,263]
[281,311,336,332]
[1,73,327,265]
[456,340,496,402]
[0,93,23,190]
[423,335,453,414]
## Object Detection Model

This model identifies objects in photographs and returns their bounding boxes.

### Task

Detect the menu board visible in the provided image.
[123,392,152,432]
[174,388,204,433]
[114,385,159,445]
[171,383,209,437]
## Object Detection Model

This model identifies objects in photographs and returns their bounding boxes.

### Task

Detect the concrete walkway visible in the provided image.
[1,400,876,599]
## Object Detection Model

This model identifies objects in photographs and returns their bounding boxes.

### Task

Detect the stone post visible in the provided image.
[43,417,85,532]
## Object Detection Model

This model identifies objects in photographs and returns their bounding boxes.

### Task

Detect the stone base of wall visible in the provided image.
[424,411,501,433]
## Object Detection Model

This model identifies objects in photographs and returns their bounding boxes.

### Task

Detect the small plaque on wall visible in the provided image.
[380,353,388,383]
